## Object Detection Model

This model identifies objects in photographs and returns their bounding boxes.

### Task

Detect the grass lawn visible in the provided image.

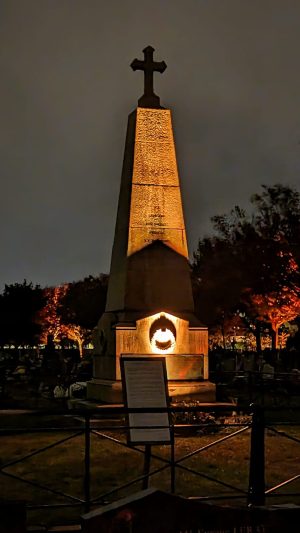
[1,414,300,527]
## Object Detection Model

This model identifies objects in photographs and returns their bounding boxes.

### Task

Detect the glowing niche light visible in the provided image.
[150,315,176,354]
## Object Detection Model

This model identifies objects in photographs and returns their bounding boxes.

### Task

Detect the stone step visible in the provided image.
[48,526,81,532]
[27,526,81,533]
[26,526,48,533]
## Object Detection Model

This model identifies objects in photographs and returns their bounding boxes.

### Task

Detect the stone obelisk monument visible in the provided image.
[88,46,215,403]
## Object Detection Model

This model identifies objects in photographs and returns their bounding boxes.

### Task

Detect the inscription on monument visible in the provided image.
[128,108,188,258]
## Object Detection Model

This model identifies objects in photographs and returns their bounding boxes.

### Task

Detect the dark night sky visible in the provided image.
[1,0,300,290]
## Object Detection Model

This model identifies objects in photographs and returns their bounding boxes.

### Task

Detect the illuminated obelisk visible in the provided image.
[88,47,215,403]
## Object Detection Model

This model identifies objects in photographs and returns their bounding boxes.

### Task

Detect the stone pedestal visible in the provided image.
[87,377,216,404]
[87,311,215,403]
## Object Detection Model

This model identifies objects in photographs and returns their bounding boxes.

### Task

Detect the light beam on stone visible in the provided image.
[149,315,176,353]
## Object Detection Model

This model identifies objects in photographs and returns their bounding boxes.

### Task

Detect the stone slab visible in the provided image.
[168,380,216,401]
[87,379,123,403]
[48,526,81,532]
[162,354,204,380]
[87,378,215,403]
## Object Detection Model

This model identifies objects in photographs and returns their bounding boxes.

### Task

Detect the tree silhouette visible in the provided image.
[38,275,108,356]
[193,184,300,350]
[0,280,45,347]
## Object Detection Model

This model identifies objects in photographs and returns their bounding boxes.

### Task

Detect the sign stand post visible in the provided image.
[121,356,171,490]
[170,429,175,493]
[142,444,152,489]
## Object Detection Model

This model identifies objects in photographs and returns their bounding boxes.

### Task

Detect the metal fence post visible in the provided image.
[84,413,91,512]
[248,404,265,506]
[142,444,151,490]
[248,371,253,403]
[170,424,175,494]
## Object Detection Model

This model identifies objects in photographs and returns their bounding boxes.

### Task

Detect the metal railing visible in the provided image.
[211,369,300,405]
[0,403,300,526]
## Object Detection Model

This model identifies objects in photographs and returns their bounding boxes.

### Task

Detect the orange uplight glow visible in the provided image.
[151,327,176,353]
[128,108,188,258]
[149,315,176,354]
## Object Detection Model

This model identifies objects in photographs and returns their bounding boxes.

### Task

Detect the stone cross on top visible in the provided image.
[131,46,167,108]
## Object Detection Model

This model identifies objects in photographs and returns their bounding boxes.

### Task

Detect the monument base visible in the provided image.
[168,380,216,402]
[87,379,123,404]
[87,378,216,404]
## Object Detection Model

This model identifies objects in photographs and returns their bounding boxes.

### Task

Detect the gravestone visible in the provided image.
[88,46,215,403]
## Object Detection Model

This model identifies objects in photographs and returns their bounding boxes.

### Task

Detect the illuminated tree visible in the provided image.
[61,324,88,358]
[39,275,108,357]
[251,287,300,349]
[39,285,89,356]
[39,285,68,344]
[59,275,108,356]
[248,253,300,349]
[58,275,108,331]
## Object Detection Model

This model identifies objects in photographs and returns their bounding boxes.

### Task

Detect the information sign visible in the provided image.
[121,356,171,444]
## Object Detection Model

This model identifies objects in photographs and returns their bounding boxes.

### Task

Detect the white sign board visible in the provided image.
[121,356,171,444]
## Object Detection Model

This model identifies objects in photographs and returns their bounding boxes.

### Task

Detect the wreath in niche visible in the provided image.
[149,315,176,352]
